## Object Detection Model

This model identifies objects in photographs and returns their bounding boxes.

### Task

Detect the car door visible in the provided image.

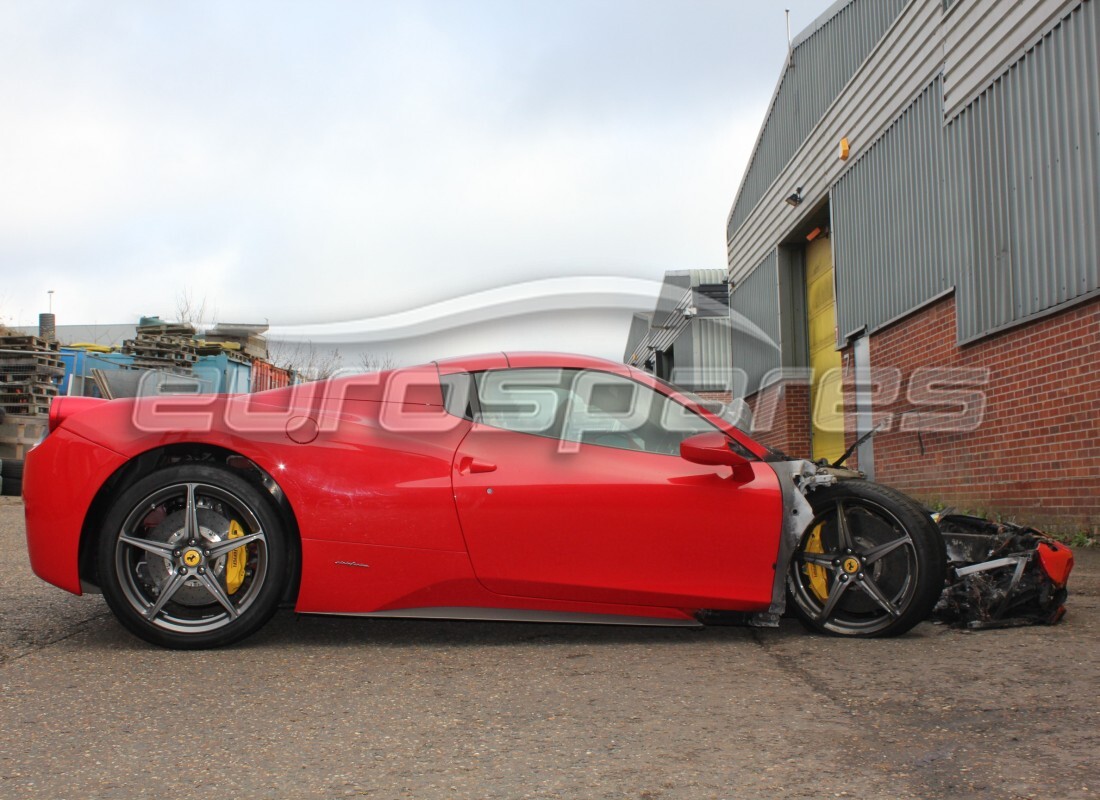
[450,367,783,609]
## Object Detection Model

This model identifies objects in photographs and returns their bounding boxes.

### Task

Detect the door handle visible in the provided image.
[458,456,497,475]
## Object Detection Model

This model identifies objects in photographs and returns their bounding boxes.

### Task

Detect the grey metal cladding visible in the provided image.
[730,251,782,394]
[623,311,653,364]
[726,0,908,243]
[651,272,693,328]
[687,268,729,288]
[951,0,1100,340]
[728,1,943,283]
[943,0,1084,121]
[833,78,954,338]
[691,318,734,390]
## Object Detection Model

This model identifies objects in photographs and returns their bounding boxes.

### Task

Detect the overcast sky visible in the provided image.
[1,0,836,342]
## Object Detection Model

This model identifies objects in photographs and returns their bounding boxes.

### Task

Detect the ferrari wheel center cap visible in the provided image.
[182,549,203,568]
[842,556,861,574]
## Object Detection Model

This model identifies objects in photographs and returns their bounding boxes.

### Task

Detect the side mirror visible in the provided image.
[679,432,751,468]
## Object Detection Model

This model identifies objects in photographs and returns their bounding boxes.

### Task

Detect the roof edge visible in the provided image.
[725,0,861,231]
[790,0,857,49]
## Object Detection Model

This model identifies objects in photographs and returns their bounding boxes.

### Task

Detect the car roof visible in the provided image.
[433,352,629,374]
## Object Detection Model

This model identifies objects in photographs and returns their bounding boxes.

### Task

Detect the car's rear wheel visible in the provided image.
[98,464,287,649]
[787,481,945,637]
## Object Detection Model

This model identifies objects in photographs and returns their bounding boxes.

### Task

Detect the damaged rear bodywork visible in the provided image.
[744,458,1075,634]
[933,514,1074,630]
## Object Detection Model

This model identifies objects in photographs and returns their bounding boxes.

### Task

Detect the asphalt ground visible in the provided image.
[1,495,1097,800]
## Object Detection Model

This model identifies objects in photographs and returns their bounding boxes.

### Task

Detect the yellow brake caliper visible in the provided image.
[805,523,829,603]
[225,520,247,595]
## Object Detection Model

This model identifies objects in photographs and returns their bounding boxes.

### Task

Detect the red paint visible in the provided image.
[452,423,781,608]
[250,359,292,392]
[24,353,788,622]
[1037,542,1074,588]
[49,395,108,432]
[23,427,128,593]
[679,431,753,469]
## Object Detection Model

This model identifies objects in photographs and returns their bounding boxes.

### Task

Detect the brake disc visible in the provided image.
[143,507,232,606]
[804,513,891,613]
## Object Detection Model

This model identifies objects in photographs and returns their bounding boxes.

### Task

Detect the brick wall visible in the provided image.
[745,379,812,459]
[695,391,734,405]
[841,293,1099,533]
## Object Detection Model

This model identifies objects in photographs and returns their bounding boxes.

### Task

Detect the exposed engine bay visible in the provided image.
[933,513,1074,630]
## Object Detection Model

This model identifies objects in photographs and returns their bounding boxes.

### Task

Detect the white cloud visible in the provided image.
[0,0,835,349]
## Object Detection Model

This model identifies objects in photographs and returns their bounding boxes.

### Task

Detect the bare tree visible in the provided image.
[174,289,216,329]
[357,352,398,372]
[268,340,343,382]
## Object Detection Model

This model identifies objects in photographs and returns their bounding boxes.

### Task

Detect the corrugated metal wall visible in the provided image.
[691,318,734,390]
[943,0,1082,119]
[730,251,782,394]
[651,272,692,329]
[623,312,652,364]
[726,0,909,242]
[728,1,943,284]
[624,271,732,390]
[950,0,1100,340]
[689,269,730,287]
[725,0,1098,355]
[832,78,954,338]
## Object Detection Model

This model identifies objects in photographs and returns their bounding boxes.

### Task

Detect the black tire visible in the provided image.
[97,463,289,649]
[0,459,22,496]
[787,480,945,637]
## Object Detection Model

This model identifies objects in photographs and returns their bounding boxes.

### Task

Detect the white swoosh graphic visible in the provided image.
[267,276,664,343]
[266,275,780,353]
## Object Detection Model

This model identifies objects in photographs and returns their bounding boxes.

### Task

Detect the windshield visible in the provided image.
[645,374,746,428]
[645,373,793,462]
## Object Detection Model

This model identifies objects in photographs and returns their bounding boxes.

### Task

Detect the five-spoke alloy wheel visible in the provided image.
[98,464,289,649]
[787,481,945,637]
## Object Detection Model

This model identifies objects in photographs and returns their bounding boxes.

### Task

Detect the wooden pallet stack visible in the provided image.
[202,323,269,360]
[122,322,198,375]
[0,335,63,417]
[193,339,253,364]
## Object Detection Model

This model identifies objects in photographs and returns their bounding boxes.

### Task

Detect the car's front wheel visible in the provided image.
[787,480,945,637]
[98,464,288,649]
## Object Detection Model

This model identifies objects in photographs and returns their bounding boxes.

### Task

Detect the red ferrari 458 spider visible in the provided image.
[24,353,946,649]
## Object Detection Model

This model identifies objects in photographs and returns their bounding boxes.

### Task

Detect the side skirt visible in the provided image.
[311,607,704,627]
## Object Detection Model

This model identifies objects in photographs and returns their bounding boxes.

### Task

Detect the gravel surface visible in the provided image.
[2,496,1097,799]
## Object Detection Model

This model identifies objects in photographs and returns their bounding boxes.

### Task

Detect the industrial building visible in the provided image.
[722,0,1098,529]
[623,269,733,397]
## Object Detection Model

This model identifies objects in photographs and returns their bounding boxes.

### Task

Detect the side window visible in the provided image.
[440,373,478,421]
[474,369,571,436]
[561,370,718,455]
[471,368,720,456]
